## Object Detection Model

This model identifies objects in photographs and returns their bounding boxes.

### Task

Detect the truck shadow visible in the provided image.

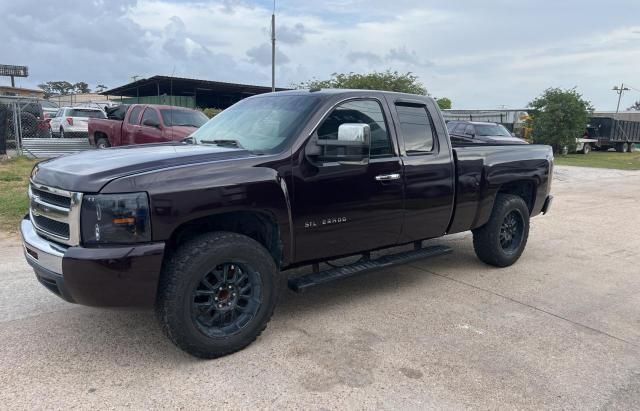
[17,242,483,364]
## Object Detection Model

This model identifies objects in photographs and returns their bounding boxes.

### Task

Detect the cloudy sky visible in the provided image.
[2,0,640,109]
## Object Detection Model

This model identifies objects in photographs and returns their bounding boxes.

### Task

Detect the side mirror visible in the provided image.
[312,123,371,165]
[143,118,160,128]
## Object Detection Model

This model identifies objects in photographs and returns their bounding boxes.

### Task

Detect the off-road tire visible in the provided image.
[472,194,530,267]
[628,143,636,153]
[156,231,281,359]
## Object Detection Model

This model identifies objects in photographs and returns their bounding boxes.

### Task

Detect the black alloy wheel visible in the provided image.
[472,194,530,267]
[156,231,280,358]
[191,262,262,338]
[499,210,525,253]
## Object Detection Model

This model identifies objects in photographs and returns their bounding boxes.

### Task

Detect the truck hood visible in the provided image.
[166,126,199,140]
[32,143,253,192]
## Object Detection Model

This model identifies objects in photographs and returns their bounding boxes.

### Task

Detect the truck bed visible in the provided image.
[88,118,123,146]
[448,144,553,234]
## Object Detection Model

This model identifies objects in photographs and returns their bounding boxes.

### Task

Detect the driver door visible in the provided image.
[138,107,164,144]
[291,98,404,263]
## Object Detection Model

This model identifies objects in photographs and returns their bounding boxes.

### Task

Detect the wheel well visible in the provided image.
[95,131,107,140]
[497,180,536,212]
[166,211,282,267]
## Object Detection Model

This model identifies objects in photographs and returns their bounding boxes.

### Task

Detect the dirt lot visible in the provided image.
[1,165,639,410]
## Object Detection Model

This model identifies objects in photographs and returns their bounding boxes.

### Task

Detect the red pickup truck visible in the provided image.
[88,104,209,148]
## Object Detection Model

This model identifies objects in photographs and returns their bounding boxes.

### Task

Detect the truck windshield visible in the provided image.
[190,95,321,154]
[161,109,209,128]
[475,124,512,137]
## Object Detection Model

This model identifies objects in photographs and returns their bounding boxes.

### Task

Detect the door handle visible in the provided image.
[375,173,401,181]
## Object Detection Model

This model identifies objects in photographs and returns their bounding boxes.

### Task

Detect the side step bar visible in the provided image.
[288,244,452,293]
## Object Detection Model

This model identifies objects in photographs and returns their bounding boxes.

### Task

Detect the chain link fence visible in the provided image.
[0,96,90,157]
[1,96,48,155]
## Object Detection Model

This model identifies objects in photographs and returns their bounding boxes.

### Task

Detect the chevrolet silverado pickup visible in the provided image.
[22,89,553,358]
[88,104,209,148]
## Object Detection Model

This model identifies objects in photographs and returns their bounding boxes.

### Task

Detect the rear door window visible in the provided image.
[395,104,435,154]
[128,106,143,125]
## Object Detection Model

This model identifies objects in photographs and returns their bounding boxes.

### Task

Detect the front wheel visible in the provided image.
[580,143,591,154]
[156,232,280,358]
[472,194,530,267]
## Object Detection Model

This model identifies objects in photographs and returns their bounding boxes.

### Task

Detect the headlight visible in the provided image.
[81,192,151,245]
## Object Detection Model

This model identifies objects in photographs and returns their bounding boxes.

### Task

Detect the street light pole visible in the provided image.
[613,82,630,113]
[271,1,276,92]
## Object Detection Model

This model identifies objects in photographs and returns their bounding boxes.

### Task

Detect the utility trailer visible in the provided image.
[586,115,640,153]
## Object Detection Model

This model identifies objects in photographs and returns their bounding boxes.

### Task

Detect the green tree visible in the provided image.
[201,107,223,118]
[528,88,593,153]
[95,84,108,93]
[37,81,89,97]
[628,101,640,111]
[296,70,428,95]
[73,82,91,94]
[37,83,54,99]
[436,97,452,110]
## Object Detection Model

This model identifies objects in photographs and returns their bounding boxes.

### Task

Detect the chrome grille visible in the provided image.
[30,186,71,208]
[29,182,82,245]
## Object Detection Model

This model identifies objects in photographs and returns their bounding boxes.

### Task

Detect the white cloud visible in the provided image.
[1,0,640,109]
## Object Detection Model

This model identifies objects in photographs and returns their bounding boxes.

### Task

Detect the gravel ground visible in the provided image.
[1,165,640,410]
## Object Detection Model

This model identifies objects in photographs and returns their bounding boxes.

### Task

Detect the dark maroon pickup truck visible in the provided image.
[22,89,553,358]
[88,104,208,148]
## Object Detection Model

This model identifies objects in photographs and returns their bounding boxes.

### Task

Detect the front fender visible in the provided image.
[102,163,293,265]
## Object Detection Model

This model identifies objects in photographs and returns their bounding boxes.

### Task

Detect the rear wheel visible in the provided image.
[472,194,530,267]
[96,138,110,149]
[628,143,636,153]
[59,127,65,139]
[156,232,280,359]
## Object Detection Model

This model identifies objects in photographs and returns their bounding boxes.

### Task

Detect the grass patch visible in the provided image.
[0,156,39,233]
[554,151,640,170]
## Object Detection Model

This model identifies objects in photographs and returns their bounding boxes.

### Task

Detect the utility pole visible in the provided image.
[271,0,276,92]
[612,82,630,113]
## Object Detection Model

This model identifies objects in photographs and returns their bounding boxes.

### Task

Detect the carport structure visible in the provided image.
[102,75,288,109]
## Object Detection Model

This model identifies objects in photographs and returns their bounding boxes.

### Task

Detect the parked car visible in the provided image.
[21,89,553,358]
[447,121,527,145]
[0,96,49,139]
[49,107,106,138]
[39,100,59,119]
[88,104,209,148]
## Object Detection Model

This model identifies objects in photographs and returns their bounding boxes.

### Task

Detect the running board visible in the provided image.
[288,244,452,293]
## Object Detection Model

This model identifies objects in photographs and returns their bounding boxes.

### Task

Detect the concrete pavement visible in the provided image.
[1,165,639,410]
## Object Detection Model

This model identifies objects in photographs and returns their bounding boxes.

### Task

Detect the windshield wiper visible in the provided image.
[200,139,245,149]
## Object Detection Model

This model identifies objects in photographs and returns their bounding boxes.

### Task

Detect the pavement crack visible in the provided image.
[408,263,640,349]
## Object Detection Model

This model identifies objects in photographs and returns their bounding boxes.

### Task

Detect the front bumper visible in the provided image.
[21,217,165,307]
